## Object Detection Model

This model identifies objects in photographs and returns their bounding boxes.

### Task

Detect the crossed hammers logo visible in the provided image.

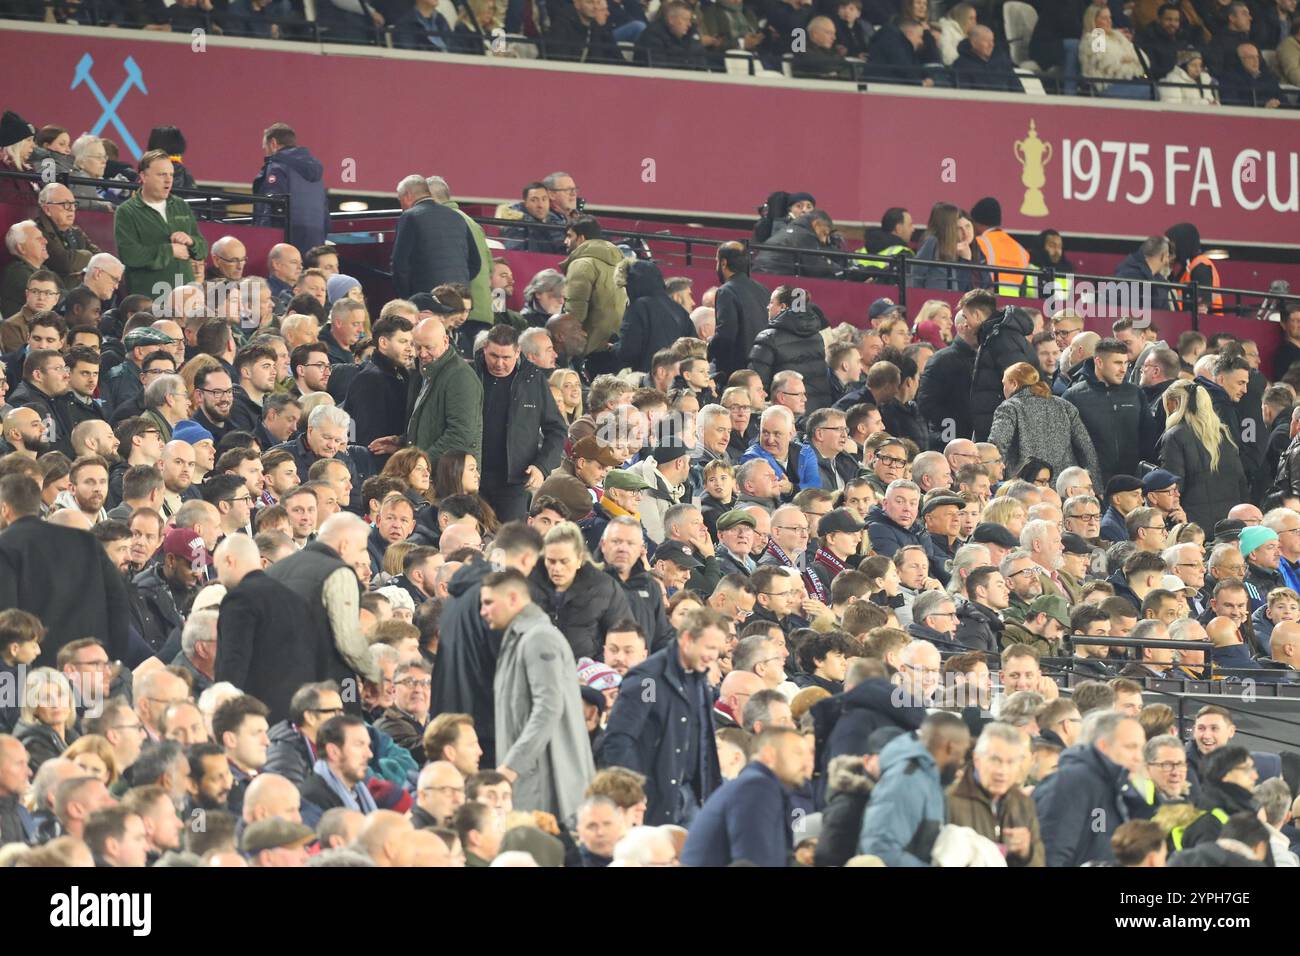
[70,53,149,159]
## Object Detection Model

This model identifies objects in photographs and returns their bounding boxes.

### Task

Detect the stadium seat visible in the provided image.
[725,51,757,76]
[1017,69,1047,97]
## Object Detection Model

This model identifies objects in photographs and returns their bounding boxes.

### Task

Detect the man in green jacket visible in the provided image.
[114,150,208,299]
[560,216,628,356]
[406,315,483,463]
[429,176,492,328]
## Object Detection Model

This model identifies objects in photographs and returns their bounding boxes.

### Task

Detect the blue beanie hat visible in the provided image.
[1239,526,1279,559]
[327,273,361,305]
[173,420,214,446]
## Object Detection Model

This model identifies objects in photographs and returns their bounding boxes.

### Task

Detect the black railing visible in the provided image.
[0,169,292,243]
[330,208,1300,322]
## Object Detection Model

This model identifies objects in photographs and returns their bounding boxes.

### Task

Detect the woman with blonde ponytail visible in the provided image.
[1158,380,1248,532]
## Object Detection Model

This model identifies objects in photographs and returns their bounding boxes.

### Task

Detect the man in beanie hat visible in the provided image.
[627,443,691,544]
[1101,475,1144,543]
[1241,526,1285,597]
[970,196,1031,298]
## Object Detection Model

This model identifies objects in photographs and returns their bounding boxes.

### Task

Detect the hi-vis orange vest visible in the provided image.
[976,229,1030,297]
[1178,254,1223,312]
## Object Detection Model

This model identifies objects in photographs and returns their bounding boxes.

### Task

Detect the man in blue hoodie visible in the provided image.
[253,123,329,255]
[856,712,970,866]
[680,725,809,867]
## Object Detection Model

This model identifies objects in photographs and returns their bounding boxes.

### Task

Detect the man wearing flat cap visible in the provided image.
[921,493,965,580]
[716,509,759,577]
[1101,475,1144,543]
[971,522,1019,568]
[242,817,314,867]
[1142,468,1186,527]
[103,326,180,413]
[578,468,651,554]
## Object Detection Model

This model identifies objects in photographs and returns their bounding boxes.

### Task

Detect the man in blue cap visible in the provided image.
[1141,468,1186,527]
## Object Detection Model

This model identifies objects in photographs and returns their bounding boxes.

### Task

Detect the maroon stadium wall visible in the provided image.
[2,23,1298,248]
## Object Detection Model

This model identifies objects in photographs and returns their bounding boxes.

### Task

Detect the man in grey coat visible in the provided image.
[483,568,595,821]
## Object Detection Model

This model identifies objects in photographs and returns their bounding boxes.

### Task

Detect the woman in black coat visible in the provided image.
[969,306,1039,441]
[1157,380,1249,534]
[612,259,695,373]
[749,301,832,412]
[530,523,633,661]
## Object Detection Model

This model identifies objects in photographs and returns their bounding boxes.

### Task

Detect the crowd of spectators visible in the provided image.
[3,100,1300,869]
[3,0,1298,105]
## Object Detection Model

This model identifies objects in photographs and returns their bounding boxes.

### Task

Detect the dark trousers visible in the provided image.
[481,482,530,523]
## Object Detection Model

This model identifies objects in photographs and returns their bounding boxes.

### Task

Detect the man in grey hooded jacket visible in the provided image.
[484,567,595,822]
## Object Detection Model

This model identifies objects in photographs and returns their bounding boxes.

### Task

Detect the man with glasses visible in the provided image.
[0,269,61,353]
[190,366,236,444]
[1263,506,1300,595]
[82,696,146,780]
[208,236,247,286]
[748,565,809,637]
[202,474,255,538]
[412,761,466,829]
[806,407,857,492]
[0,220,53,320]
[768,369,809,424]
[1063,494,1103,545]
[1164,542,1208,616]
[55,637,117,722]
[720,387,755,460]
[10,348,74,456]
[944,438,981,480]
[1141,468,1186,528]
[1143,734,1191,805]
[908,590,965,653]
[375,659,433,763]
[133,668,191,742]
[865,439,908,497]
[290,342,332,400]
[35,183,101,289]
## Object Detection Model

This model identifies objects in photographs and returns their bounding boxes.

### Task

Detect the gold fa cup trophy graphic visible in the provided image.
[1014,119,1052,217]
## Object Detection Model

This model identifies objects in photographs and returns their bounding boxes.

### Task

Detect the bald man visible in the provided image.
[409,828,452,867]
[1,406,49,457]
[267,243,303,302]
[439,522,482,555]
[715,670,764,729]
[242,773,303,825]
[412,760,465,829]
[47,510,93,531]
[546,313,589,366]
[1228,504,1263,526]
[354,809,416,867]
[210,236,247,283]
[1207,616,1257,671]
[1264,621,1300,676]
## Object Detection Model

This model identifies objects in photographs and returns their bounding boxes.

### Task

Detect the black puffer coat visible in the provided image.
[749,305,832,412]
[969,306,1038,441]
[1063,364,1157,482]
[612,260,695,373]
[753,213,838,278]
[530,561,633,661]
[1157,423,1249,538]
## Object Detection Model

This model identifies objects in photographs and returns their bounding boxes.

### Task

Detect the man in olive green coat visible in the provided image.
[407,315,483,463]
[430,176,493,328]
[113,150,208,298]
[559,217,628,356]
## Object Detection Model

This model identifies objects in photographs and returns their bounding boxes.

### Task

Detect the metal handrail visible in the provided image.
[331,209,1300,317]
[0,168,293,243]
